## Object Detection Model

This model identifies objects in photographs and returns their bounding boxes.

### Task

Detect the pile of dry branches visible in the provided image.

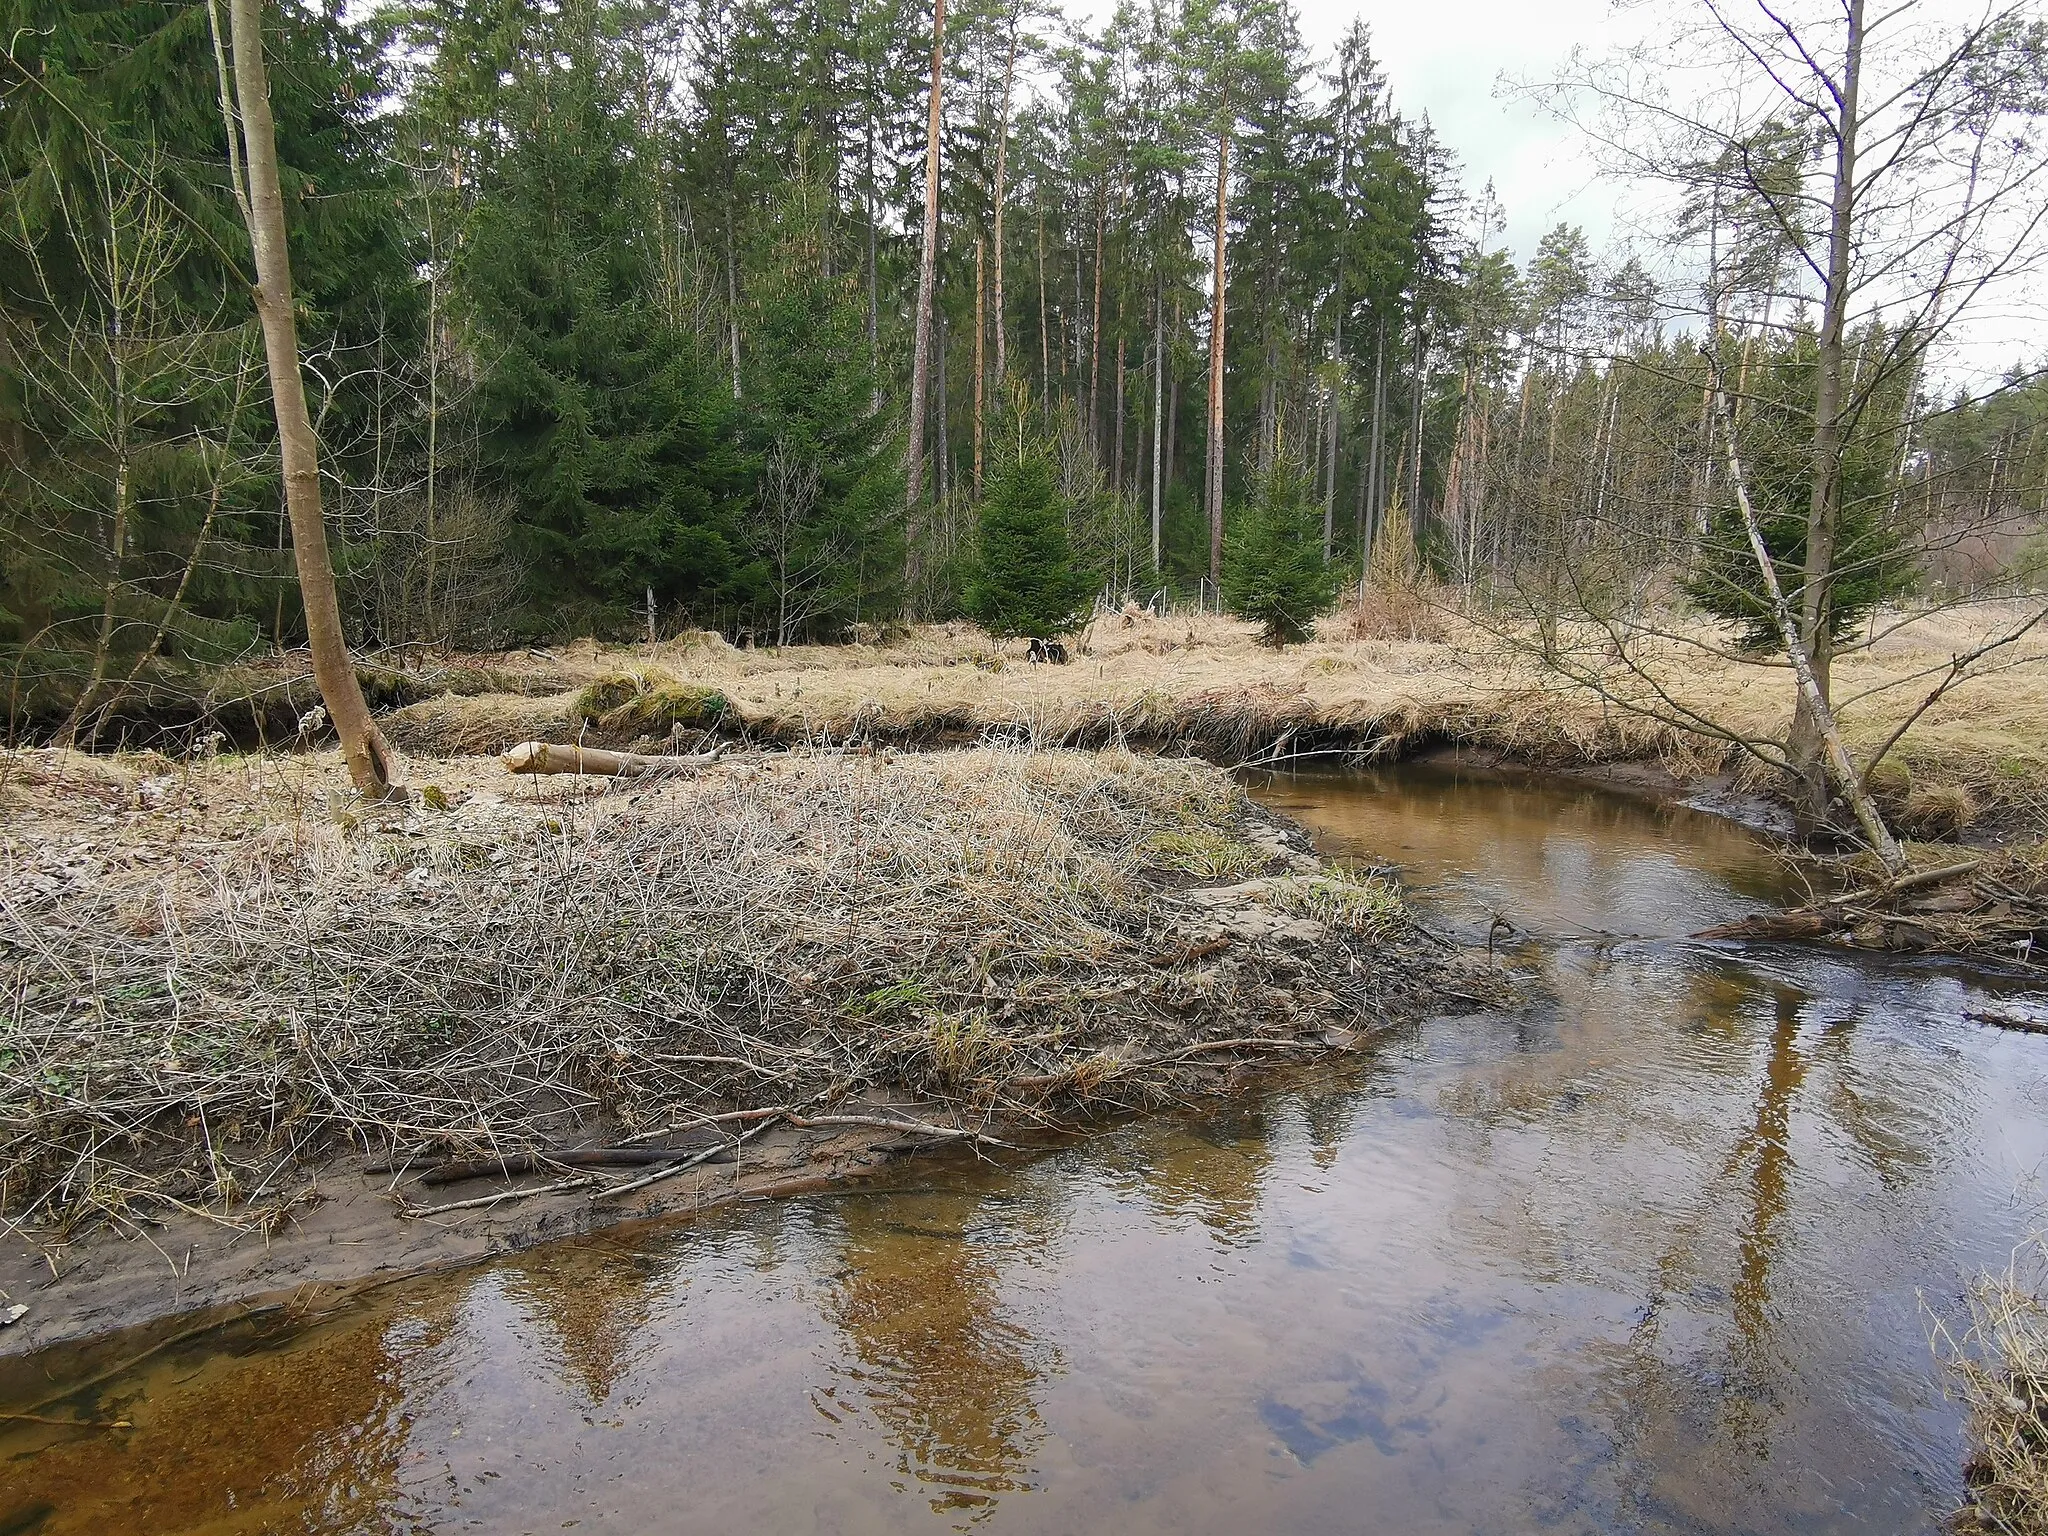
[0,746,1448,1235]
[1697,846,2048,964]
[1935,1234,2048,1534]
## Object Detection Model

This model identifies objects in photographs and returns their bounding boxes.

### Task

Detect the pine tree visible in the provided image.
[1223,458,1335,644]
[966,447,1092,638]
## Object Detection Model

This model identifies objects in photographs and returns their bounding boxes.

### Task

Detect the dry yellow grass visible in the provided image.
[370,598,2048,831]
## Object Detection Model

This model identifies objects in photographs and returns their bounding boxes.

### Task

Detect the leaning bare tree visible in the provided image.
[219,0,400,797]
[1531,0,2048,858]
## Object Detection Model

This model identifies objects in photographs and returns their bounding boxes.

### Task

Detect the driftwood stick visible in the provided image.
[615,1107,794,1146]
[502,741,724,778]
[418,1145,727,1186]
[593,1112,787,1203]
[789,1113,1016,1148]
[1885,857,1983,894]
[1165,1036,1321,1059]
[398,1174,604,1218]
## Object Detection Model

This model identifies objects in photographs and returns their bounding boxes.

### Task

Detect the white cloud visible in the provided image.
[1293,0,1632,263]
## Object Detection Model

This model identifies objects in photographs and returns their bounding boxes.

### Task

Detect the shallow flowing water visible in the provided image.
[6,762,2046,1535]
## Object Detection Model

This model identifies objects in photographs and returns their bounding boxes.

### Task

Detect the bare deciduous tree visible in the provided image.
[1525,0,2048,843]
[222,0,399,797]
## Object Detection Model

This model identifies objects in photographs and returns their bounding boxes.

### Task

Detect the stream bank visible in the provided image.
[0,743,1498,1355]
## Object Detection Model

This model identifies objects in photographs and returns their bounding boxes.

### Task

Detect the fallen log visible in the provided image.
[1694,905,1852,942]
[502,740,724,778]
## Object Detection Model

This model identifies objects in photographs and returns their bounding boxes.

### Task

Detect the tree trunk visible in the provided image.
[1791,0,1866,821]
[973,235,986,497]
[1359,318,1385,595]
[1323,286,1342,562]
[1037,207,1049,408]
[1407,322,1427,528]
[864,105,879,358]
[904,0,946,510]
[228,0,396,798]
[991,24,1016,384]
[1089,189,1107,456]
[1708,353,1902,872]
[1206,120,1231,586]
[1113,331,1126,495]
[1150,272,1164,573]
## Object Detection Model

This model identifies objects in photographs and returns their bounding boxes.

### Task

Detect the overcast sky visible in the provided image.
[1294,0,1631,266]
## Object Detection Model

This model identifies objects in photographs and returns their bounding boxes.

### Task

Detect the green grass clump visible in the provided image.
[574,672,730,732]
[1263,871,1404,936]
[1141,828,1266,880]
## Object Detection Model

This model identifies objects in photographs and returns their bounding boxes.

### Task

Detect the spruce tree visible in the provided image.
[1224,460,1337,644]
[1686,326,1917,651]
[966,450,1093,638]
[739,173,903,639]
[460,12,738,636]
[0,0,413,698]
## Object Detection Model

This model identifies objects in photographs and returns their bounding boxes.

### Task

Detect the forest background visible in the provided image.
[2,0,2044,703]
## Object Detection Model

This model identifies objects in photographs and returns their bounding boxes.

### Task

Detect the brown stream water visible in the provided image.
[5,763,2047,1535]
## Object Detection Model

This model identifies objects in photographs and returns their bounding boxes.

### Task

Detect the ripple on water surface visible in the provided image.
[3,763,2043,1534]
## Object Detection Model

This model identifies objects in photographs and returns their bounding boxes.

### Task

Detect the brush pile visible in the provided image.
[0,745,1472,1236]
[1697,845,2048,965]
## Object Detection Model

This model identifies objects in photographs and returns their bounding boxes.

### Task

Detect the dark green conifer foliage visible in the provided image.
[461,15,736,636]
[966,450,1094,638]
[0,0,414,681]
[1686,327,1918,651]
[1224,460,1337,644]
[738,172,903,639]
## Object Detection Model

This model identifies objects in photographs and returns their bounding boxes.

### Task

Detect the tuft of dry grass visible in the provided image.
[1934,1234,2048,1535]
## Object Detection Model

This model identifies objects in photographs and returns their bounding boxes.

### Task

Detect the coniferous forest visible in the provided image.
[2,0,2043,687]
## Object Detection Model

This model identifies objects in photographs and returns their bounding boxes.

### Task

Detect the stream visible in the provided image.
[5,762,2046,1534]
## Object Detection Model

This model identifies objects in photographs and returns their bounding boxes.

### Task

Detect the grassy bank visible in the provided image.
[347,602,2048,838]
[0,743,1472,1242]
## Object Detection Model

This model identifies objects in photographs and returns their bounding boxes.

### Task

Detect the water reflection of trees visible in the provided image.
[1136,1103,1274,1245]
[824,1185,1059,1522]
[1,1290,460,1534]
[498,1237,665,1407]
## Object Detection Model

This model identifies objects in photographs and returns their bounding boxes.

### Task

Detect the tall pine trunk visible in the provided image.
[1150,271,1164,573]
[991,25,1016,384]
[974,236,986,496]
[905,0,946,511]
[1206,120,1231,587]
[227,0,396,798]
